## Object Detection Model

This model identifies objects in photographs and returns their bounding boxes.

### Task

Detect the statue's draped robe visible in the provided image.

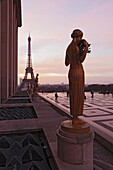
[65,40,84,118]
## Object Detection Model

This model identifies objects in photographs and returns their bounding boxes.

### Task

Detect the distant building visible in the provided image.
[0,0,22,103]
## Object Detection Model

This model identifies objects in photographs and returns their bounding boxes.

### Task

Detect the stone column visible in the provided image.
[0,1,1,103]
[9,0,13,97]
[1,0,9,102]
[13,3,16,93]
[57,119,94,170]
[15,26,18,91]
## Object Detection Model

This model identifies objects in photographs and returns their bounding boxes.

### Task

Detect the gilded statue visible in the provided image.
[33,73,39,94]
[27,82,30,92]
[65,29,88,125]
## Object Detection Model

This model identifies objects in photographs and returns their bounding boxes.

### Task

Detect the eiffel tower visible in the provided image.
[23,34,34,82]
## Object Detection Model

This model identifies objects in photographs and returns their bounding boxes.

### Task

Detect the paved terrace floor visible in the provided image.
[39,92,113,149]
[38,92,113,169]
[0,92,113,169]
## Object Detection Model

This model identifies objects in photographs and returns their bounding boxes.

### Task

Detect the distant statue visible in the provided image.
[27,82,30,92]
[65,29,88,125]
[30,79,33,89]
[33,73,39,94]
[30,79,33,93]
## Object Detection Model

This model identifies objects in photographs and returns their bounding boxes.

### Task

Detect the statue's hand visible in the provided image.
[82,39,88,48]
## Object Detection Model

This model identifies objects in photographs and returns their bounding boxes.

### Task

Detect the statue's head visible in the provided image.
[71,29,83,39]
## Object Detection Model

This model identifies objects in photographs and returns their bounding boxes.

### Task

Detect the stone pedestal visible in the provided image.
[56,120,94,170]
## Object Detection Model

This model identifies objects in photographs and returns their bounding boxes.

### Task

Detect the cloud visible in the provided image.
[83,55,113,82]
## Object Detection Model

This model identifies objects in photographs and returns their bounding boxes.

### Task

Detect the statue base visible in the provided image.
[56,119,94,169]
[61,119,90,134]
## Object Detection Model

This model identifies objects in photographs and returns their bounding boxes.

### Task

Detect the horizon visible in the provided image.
[18,78,113,86]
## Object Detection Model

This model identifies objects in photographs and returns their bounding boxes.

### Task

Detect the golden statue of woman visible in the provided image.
[65,29,88,125]
[33,73,39,94]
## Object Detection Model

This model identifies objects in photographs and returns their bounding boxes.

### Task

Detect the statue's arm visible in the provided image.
[65,46,70,66]
[79,41,88,63]
[65,53,70,66]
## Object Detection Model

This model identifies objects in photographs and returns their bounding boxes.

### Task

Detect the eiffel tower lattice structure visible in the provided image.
[23,35,34,83]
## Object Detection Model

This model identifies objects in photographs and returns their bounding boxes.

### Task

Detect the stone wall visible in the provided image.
[0,0,22,103]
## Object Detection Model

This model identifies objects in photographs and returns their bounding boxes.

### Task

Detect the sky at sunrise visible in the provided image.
[18,0,113,85]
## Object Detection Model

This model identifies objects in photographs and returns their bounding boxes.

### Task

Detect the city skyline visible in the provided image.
[18,0,113,85]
